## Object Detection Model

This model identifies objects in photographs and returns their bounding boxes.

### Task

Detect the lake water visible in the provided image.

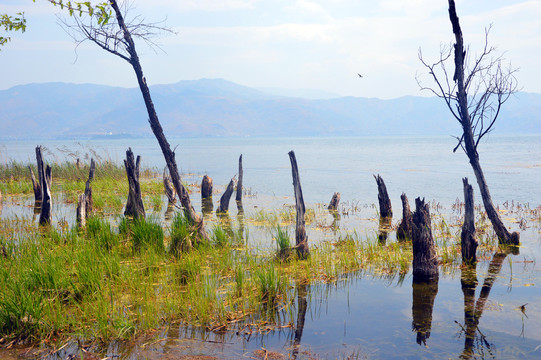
[1,135,541,359]
[1,135,540,207]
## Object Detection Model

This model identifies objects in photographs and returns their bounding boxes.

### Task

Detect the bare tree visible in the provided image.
[53,0,208,241]
[418,0,519,245]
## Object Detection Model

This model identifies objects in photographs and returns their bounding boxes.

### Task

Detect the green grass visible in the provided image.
[0,159,512,346]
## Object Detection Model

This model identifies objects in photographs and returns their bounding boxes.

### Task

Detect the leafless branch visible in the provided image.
[417,26,518,153]
[56,0,176,64]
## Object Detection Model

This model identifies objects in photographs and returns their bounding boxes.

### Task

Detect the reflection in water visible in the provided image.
[412,278,439,346]
[202,196,213,217]
[459,246,518,359]
[164,202,175,221]
[328,209,341,233]
[378,217,392,244]
[217,212,235,239]
[292,283,308,359]
[237,209,246,244]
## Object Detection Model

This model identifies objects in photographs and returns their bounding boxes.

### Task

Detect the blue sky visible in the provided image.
[1,0,540,99]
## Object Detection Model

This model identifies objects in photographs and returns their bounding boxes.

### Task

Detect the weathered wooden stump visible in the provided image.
[412,198,438,281]
[201,175,213,199]
[163,167,176,204]
[29,165,42,202]
[378,216,392,244]
[328,192,340,211]
[76,193,87,228]
[36,146,52,226]
[216,178,235,214]
[123,148,145,219]
[374,174,392,219]
[289,151,309,259]
[84,158,95,216]
[236,154,243,212]
[412,278,439,346]
[397,193,413,241]
[461,178,478,264]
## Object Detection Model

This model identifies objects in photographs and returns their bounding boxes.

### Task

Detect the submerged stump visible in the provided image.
[328,192,341,211]
[217,178,235,214]
[397,193,413,241]
[36,146,52,226]
[201,175,213,199]
[374,174,392,219]
[124,148,145,219]
[236,154,243,212]
[289,151,309,259]
[461,178,478,264]
[412,198,438,281]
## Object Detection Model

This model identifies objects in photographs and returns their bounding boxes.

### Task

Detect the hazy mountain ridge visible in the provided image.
[0,79,539,139]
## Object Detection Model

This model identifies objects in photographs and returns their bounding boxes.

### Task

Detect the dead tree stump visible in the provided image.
[163,167,177,204]
[289,151,309,259]
[124,148,145,219]
[412,198,438,281]
[29,165,41,202]
[201,175,213,199]
[217,178,235,214]
[236,155,243,212]
[397,193,413,241]
[76,194,86,228]
[36,146,52,225]
[374,174,392,218]
[84,158,96,216]
[328,192,341,211]
[461,178,478,264]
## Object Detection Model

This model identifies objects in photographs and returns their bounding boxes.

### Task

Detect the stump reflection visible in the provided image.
[412,278,439,346]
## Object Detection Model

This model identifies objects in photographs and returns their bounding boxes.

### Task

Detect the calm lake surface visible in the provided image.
[1,135,540,359]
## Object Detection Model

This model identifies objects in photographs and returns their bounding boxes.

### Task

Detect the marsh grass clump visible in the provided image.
[212,224,231,248]
[86,216,119,250]
[255,263,286,307]
[170,212,197,255]
[128,217,165,253]
[274,225,292,260]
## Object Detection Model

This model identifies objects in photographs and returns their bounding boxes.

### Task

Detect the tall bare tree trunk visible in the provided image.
[110,0,207,241]
[448,0,519,246]
[289,151,309,259]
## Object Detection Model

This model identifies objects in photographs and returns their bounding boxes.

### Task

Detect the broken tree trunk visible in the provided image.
[123,148,145,219]
[163,167,176,204]
[36,146,52,226]
[76,193,86,228]
[374,174,392,218]
[201,175,213,199]
[236,154,243,210]
[217,178,235,214]
[84,158,96,216]
[397,193,413,241]
[461,178,478,264]
[412,198,438,281]
[328,192,340,211]
[29,165,42,202]
[289,151,309,259]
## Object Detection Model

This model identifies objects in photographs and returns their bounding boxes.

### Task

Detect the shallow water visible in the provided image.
[1,136,541,359]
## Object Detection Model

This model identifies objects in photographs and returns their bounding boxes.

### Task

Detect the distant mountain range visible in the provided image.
[0,79,539,139]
